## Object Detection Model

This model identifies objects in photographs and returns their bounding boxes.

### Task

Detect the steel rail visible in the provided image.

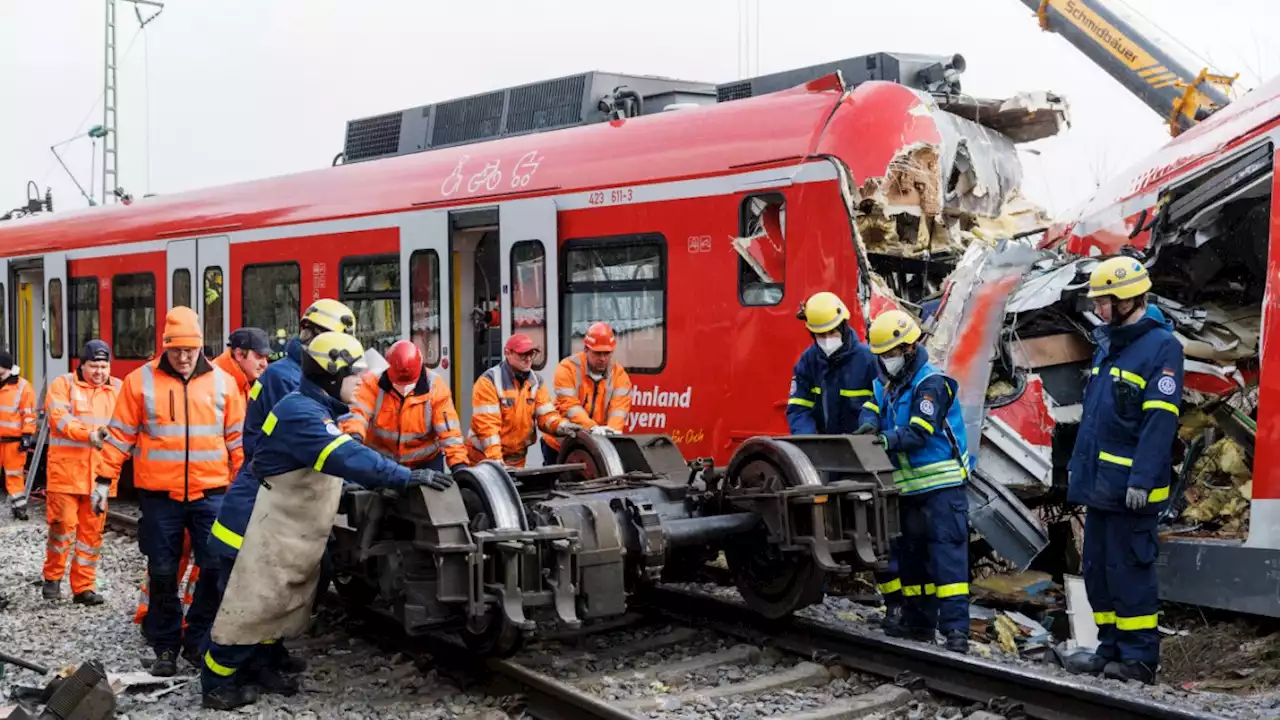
[644,586,1224,720]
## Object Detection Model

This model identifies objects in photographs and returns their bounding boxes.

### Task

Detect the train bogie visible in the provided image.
[329,431,900,656]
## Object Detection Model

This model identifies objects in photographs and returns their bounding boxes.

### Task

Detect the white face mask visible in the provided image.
[882,355,906,376]
[817,337,843,357]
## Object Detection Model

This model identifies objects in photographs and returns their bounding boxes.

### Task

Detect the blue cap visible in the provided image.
[81,340,111,363]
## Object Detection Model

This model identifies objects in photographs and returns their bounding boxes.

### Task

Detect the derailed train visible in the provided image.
[330,431,898,655]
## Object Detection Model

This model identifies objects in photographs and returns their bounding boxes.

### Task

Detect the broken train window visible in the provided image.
[735,193,785,307]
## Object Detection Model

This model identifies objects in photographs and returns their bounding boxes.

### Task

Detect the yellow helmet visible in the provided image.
[798,292,850,334]
[304,332,367,375]
[1087,256,1151,300]
[868,309,922,355]
[302,298,356,334]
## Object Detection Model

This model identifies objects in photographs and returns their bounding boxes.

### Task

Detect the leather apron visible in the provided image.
[210,467,342,645]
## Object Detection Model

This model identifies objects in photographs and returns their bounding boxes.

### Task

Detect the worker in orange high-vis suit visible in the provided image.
[41,340,121,605]
[134,327,270,634]
[543,322,632,463]
[348,340,468,472]
[0,351,36,520]
[468,333,580,468]
[97,307,246,678]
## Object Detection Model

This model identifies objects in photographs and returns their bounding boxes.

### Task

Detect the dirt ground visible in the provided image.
[1162,609,1280,692]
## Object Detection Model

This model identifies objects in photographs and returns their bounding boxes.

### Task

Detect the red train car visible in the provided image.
[0,73,1025,467]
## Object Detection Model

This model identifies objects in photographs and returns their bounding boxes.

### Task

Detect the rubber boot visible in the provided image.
[73,590,105,606]
[1064,651,1109,676]
[41,580,60,600]
[202,684,259,710]
[1103,660,1156,685]
[944,629,969,654]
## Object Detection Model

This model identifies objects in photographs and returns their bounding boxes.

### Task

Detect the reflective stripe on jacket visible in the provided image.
[467,362,564,467]
[545,352,632,452]
[860,348,969,496]
[46,371,122,495]
[785,341,877,435]
[347,368,467,468]
[213,349,252,399]
[100,355,245,501]
[0,375,35,439]
[1068,311,1184,513]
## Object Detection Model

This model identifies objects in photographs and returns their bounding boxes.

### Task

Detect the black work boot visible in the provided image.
[41,580,60,600]
[885,623,935,642]
[272,647,307,674]
[944,629,970,654]
[202,684,259,710]
[11,505,27,521]
[181,645,201,668]
[1104,660,1156,685]
[1064,651,1110,676]
[252,666,300,696]
[72,590,104,606]
[151,649,178,677]
[880,604,905,634]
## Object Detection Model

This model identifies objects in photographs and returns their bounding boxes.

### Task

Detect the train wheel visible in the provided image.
[723,456,826,619]
[454,463,529,657]
[557,433,626,478]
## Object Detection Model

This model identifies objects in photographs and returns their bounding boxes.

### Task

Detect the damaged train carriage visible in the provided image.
[959,73,1280,616]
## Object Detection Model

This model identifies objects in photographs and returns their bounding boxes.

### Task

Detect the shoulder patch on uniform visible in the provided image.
[325,422,342,436]
[1157,376,1177,396]
[919,396,935,416]
[789,378,797,395]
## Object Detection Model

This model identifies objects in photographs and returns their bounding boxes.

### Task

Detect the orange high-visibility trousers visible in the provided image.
[133,532,198,628]
[42,492,106,594]
[1,441,26,497]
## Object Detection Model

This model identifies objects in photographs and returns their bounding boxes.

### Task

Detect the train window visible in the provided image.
[48,279,63,360]
[511,241,546,371]
[68,278,100,358]
[242,263,301,340]
[172,269,192,309]
[112,273,156,360]
[340,255,400,356]
[561,234,666,373]
[409,251,441,366]
[737,193,786,306]
[203,267,224,357]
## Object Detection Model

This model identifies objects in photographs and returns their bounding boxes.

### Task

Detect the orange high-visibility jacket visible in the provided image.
[544,352,633,452]
[347,368,468,468]
[212,350,252,399]
[467,362,565,467]
[0,375,36,439]
[100,356,245,501]
[46,371,123,496]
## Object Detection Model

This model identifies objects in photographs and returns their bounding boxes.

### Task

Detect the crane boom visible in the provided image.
[1020,0,1237,136]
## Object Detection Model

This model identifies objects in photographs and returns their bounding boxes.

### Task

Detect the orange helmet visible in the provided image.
[386,340,422,385]
[583,322,617,352]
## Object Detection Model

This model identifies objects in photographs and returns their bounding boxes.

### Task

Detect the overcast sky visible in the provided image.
[3,0,1278,219]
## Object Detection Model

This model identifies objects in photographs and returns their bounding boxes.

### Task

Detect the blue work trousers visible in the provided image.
[897,484,970,634]
[200,560,287,691]
[873,538,902,608]
[1082,508,1160,665]
[137,492,223,654]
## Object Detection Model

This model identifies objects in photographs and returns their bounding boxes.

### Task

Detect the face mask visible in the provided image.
[817,337,843,357]
[882,355,906,376]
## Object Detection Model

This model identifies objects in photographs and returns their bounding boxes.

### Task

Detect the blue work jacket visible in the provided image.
[786,340,878,434]
[858,347,969,496]
[243,337,304,462]
[208,377,411,560]
[1068,311,1183,513]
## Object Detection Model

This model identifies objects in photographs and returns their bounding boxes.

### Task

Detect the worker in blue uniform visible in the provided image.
[200,332,452,710]
[786,292,905,626]
[1064,257,1182,685]
[856,309,971,654]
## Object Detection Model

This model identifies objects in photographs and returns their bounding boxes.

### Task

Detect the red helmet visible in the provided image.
[583,322,617,352]
[386,340,423,385]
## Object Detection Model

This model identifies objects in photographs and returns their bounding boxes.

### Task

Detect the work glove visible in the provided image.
[873,434,889,449]
[1125,486,1149,511]
[89,427,108,450]
[556,422,584,438]
[18,434,33,452]
[91,481,110,516]
[853,423,876,436]
[590,425,619,437]
[406,467,453,492]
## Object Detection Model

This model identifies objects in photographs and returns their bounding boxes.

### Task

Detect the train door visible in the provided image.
[400,210,452,389]
[16,279,33,386]
[43,253,67,393]
[166,236,231,356]
[499,198,558,467]
[449,209,498,428]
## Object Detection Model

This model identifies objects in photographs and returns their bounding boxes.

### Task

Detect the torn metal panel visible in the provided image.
[1004,258,1090,313]
[967,466,1050,571]
[936,90,1072,144]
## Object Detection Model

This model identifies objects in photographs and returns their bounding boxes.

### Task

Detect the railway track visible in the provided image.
[103,500,1226,720]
